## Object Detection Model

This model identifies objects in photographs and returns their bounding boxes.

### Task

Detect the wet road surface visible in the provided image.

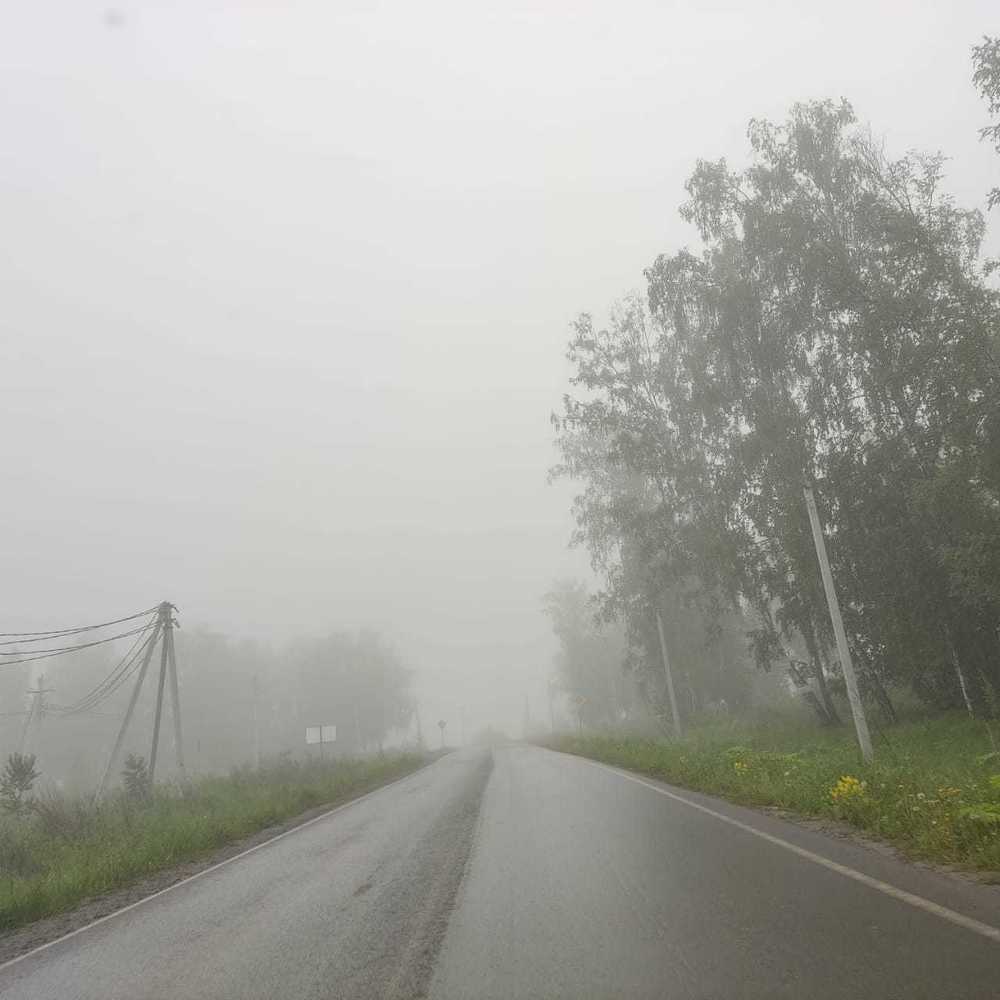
[2,746,999,999]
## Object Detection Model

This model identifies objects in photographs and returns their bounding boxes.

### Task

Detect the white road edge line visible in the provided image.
[0,762,436,974]
[577,756,1000,945]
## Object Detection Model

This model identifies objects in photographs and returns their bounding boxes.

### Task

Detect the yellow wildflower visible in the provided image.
[830,775,867,803]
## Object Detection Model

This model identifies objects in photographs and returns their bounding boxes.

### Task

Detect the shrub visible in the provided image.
[0,754,40,816]
[32,793,96,841]
[122,754,150,802]
[0,827,40,883]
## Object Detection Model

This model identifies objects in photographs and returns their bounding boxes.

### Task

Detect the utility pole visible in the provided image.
[415,705,424,748]
[251,674,261,769]
[655,611,682,739]
[147,606,172,784]
[95,601,186,801]
[164,613,187,783]
[803,486,873,763]
[95,620,161,801]
[19,674,53,756]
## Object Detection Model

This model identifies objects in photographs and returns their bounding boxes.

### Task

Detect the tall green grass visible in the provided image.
[548,712,1000,872]
[0,752,426,932]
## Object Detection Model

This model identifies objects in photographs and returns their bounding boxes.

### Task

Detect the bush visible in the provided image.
[32,793,96,841]
[0,754,39,816]
[122,754,150,802]
[0,826,41,883]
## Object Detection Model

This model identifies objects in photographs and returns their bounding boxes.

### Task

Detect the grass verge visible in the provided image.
[547,712,1000,873]
[0,752,427,932]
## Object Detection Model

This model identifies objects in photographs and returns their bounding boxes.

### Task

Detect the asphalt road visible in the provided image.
[2,746,999,999]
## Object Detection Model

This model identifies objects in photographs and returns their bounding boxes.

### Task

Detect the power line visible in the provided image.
[51,626,159,716]
[58,631,157,715]
[95,602,186,800]
[0,622,156,656]
[0,607,159,643]
[0,623,157,667]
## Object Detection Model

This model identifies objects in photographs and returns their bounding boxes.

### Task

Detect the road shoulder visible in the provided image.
[0,757,440,967]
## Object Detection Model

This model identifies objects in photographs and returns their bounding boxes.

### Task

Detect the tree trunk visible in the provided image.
[944,626,975,719]
[870,672,897,725]
[856,651,897,725]
[803,627,841,725]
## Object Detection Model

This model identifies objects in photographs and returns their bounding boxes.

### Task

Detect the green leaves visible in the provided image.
[0,754,40,817]
[555,97,1000,720]
[972,35,1000,208]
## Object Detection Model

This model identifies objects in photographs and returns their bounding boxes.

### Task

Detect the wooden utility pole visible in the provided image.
[655,611,682,739]
[803,486,873,763]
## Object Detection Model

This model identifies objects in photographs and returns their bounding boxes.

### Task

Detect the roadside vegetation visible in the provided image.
[543,39,1000,880]
[548,712,1000,873]
[0,751,426,932]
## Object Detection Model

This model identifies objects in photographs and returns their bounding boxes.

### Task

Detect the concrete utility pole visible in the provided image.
[147,606,172,783]
[95,621,162,801]
[165,617,187,783]
[19,674,53,756]
[803,486,873,763]
[655,611,682,739]
[252,673,261,769]
[95,601,187,801]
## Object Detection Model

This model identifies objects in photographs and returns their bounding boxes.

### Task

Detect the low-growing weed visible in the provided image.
[547,712,1000,872]
[0,751,425,932]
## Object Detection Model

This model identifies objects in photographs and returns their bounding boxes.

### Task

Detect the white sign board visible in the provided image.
[321,725,337,743]
[305,726,321,745]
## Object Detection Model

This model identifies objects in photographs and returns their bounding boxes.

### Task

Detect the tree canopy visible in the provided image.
[553,98,1000,727]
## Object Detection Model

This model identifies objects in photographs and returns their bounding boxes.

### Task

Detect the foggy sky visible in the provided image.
[2,1,997,737]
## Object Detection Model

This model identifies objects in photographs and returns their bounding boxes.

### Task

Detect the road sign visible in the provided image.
[306,724,337,757]
[306,725,336,745]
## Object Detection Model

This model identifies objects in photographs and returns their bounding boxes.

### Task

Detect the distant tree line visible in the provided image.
[0,627,414,792]
[550,42,1000,728]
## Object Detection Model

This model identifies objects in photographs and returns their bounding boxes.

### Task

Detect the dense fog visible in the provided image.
[2,2,998,785]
